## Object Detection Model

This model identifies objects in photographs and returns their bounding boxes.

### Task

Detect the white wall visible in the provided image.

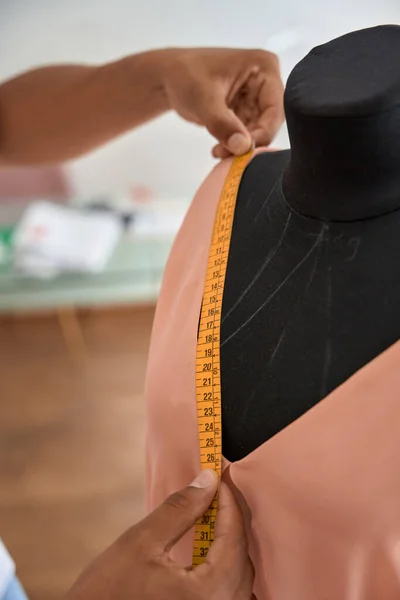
[0,0,398,198]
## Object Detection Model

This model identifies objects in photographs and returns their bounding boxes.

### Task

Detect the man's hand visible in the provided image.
[164,48,284,157]
[0,47,283,165]
[65,470,255,600]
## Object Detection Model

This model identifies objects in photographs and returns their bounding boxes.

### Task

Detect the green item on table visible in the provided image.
[0,226,15,266]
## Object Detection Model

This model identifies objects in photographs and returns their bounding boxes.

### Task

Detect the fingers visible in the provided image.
[250,75,285,144]
[195,482,255,598]
[212,144,233,160]
[138,470,219,553]
[235,560,256,600]
[211,68,284,159]
[253,52,285,142]
[195,90,253,156]
[211,105,283,160]
[228,556,255,600]
[202,482,249,576]
[202,75,283,157]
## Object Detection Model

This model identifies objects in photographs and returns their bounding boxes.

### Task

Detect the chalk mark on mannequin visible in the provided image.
[222,213,291,324]
[253,178,281,224]
[221,226,324,347]
[244,191,255,211]
[237,240,322,429]
[347,236,361,262]
[265,236,323,371]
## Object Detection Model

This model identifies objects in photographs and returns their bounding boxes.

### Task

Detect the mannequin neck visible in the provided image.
[283,106,400,221]
[281,25,400,222]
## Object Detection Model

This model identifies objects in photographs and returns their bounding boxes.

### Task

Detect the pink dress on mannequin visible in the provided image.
[145,151,400,600]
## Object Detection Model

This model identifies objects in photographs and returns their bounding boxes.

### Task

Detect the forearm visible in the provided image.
[0,49,172,165]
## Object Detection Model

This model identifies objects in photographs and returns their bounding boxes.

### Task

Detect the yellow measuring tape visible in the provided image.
[193,151,252,566]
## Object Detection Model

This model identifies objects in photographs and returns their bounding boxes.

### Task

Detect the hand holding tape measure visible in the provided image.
[66,469,255,600]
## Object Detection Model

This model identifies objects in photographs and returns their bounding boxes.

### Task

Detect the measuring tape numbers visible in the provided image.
[193,151,253,566]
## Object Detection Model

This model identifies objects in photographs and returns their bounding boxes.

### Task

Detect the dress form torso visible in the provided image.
[222,24,400,461]
[145,25,400,600]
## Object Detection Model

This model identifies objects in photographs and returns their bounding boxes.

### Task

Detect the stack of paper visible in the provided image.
[13,201,121,278]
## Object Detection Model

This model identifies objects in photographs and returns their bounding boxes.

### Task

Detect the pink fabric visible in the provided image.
[145,151,400,599]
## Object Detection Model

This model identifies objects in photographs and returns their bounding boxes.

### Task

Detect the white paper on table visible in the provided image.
[13,201,121,276]
[13,251,61,279]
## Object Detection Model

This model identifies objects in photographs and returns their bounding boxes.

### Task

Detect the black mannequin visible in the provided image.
[221,25,400,462]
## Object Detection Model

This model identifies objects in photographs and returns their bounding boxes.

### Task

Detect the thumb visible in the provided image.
[197,92,252,156]
[140,469,219,553]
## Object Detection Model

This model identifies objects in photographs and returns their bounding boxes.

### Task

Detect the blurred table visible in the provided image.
[0,197,188,363]
[0,235,173,311]
[0,234,174,364]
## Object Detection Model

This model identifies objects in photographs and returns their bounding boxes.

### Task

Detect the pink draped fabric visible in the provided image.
[145,151,400,599]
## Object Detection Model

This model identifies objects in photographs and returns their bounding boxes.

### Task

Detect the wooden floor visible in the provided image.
[0,306,155,600]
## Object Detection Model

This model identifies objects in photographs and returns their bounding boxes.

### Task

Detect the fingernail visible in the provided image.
[190,469,218,488]
[227,132,251,155]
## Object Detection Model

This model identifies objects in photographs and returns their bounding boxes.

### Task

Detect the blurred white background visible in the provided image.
[0,0,398,199]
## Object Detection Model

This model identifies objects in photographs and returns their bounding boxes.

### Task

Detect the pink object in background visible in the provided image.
[129,184,153,204]
[0,165,69,201]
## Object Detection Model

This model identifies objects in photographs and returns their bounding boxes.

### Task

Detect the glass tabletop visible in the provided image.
[0,233,174,312]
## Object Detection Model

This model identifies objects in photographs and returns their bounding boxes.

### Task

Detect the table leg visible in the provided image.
[57,306,86,367]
